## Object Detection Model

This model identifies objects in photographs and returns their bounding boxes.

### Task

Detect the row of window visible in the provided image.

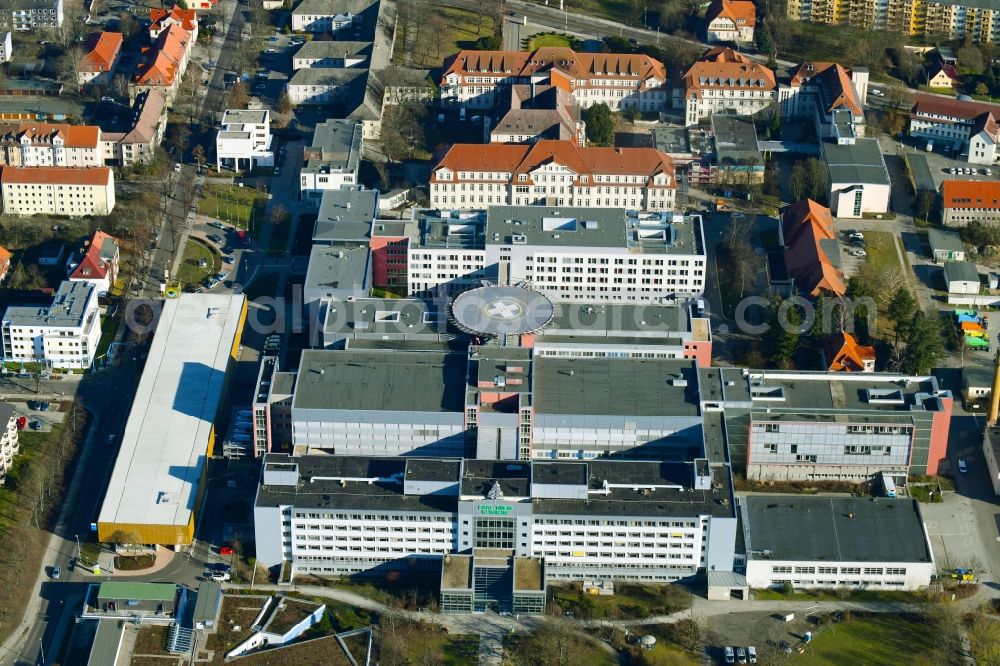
[772,565,907,575]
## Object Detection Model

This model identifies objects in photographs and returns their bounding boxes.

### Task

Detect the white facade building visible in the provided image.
[0,403,18,484]
[290,0,371,33]
[823,139,891,218]
[440,48,667,112]
[299,119,362,206]
[673,49,777,126]
[909,93,1000,165]
[0,167,115,217]
[215,109,273,172]
[429,141,676,212]
[5,0,63,31]
[741,496,935,592]
[0,123,102,168]
[292,41,370,70]
[0,32,12,62]
[1,281,100,370]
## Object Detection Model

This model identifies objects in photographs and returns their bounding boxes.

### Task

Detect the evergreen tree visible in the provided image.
[887,287,916,347]
[765,297,802,368]
[582,103,615,145]
[901,310,946,375]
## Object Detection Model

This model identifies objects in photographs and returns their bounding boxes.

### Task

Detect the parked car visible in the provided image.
[736,646,747,663]
[208,571,230,581]
[222,255,235,264]
[51,566,61,579]
[174,163,182,173]
[219,546,235,555]
[207,234,223,244]
[959,457,968,473]
[847,231,864,241]
[208,221,227,230]
[107,434,116,446]
[870,88,884,96]
[30,420,42,430]
[16,416,26,431]
[747,646,757,664]
[273,167,280,176]
[39,401,49,412]
[724,646,735,664]
[214,272,228,282]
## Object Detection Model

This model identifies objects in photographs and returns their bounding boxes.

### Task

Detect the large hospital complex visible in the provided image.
[91,191,944,609]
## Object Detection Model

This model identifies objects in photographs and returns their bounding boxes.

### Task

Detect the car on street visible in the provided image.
[207,234,223,244]
[208,221,227,230]
[219,546,235,555]
[50,566,60,579]
[847,248,867,258]
[207,570,230,581]
[107,434,116,445]
[214,272,228,282]
[222,255,235,264]
[959,457,968,473]
[273,167,280,176]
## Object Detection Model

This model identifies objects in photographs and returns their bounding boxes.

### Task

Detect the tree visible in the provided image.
[473,35,502,50]
[804,158,828,203]
[958,44,985,75]
[191,144,205,172]
[887,286,916,347]
[764,297,802,369]
[789,162,809,201]
[582,103,614,145]
[276,91,292,115]
[119,12,140,41]
[754,22,774,56]
[228,81,249,109]
[976,82,991,98]
[901,309,946,374]
[57,45,85,91]
[107,530,142,547]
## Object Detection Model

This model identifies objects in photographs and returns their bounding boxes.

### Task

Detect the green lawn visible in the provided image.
[798,613,937,665]
[197,183,266,229]
[93,312,120,367]
[753,588,924,603]
[401,633,479,666]
[176,239,219,286]
[525,32,580,50]
[863,231,903,277]
[551,582,690,620]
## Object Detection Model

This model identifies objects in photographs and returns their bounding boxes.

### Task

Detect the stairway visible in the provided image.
[167,623,194,654]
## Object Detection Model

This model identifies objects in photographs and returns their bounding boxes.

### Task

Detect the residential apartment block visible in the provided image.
[440,48,668,112]
[285,68,366,106]
[0,403,18,484]
[909,94,1000,165]
[148,5,198,42]
[215,109,273,172]
[673,48,777,126]
[292,40,371,70]
[0,0,63,31]
[134,23,194,103]
[102,90,168,167]
[299,119,362,206]
[429,141,676,211]
[941,179,1000,226]
[78,31,123,88]
[402,206,706,301]
[0,32,11,63]
[0,166,115,216]
[705,0,756,43]
[786,0,1000,44]
[0,122,102,168]
[254,454,739,587]
[291,0,374,33]
[1,280,100,369]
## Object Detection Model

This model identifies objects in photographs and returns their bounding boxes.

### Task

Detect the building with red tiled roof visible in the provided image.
[186,0,219,11]
[78,32,123,88]
[824,331,876,372]
[926,62,960,90]
[779,62,869,143]
[0,167,115,216]
[149,6,198,42]
[0,122,102,168]
[0,246,10,283]
[673,48,776,126]
[705,0,756,43]
[909,93,1000,165]
[440,47,668,112]
[429,140,676,211]
[135,24,192,102]
[941,179,1000,226]
[780,199,846,297]
[68,230,119,296]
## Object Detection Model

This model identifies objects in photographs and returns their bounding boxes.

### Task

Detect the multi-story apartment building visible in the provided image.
[673,48,777,126]
[254,454,739,588]
[1,280,100,369]
[787,0,1000,43]
[429,141,676,211]
[0,32,11,63]
[705,0,757,43]
[0,402,18,484]
[779,62,868,143]
[292,41,371,70]
[299,120,362,206]
[103,90,168,167]
[291,0,374,33]
[133,23,193,104]
[908,94,1000,165]
[215,109,273,172]
[941,179,1000,226]
[0,166,115,216]
[0,123,102,167]
[285,68,367,106]
[77,32,123,89]
[1,0,63,31]
[440,48,668,112]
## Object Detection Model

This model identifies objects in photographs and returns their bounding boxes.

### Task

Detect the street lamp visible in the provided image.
[39,638,45,665]
[75,534,82,564]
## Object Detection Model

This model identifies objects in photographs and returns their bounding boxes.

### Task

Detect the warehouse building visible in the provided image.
[254,454,738,597]
[741,496,935,591]
[97,294,247,547]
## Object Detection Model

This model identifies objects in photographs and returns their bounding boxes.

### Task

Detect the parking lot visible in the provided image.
[877,133,1000,192]
[922,490,994,576]
[8,400,66,434]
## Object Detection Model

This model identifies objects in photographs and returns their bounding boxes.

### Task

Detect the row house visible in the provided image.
[429,140,676,211]
[440,47,668,112]
[133,23,193,104]
[0,123,102,168]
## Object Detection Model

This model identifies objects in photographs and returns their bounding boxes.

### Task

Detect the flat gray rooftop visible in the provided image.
[534,461,734,518]
[746,371,947,414]
[544,302,686,336]
[302,120,362,180]
[711,114,760,166]
[928,227,965,253]
[651,125,690,154]
[313,187,377,243]
[532,357,700,416]
[324,297,451,337]
[822,138,890,186]
[3,280,95,327]
[414,210,486,250]
[462,460,531,499]
[293,348,467,412]
[304,245,370,295]
[287,68,367,87]
[222,109,268,126]
[257,454,457,513]
[294,40,372,61]
[743,495,933,563]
